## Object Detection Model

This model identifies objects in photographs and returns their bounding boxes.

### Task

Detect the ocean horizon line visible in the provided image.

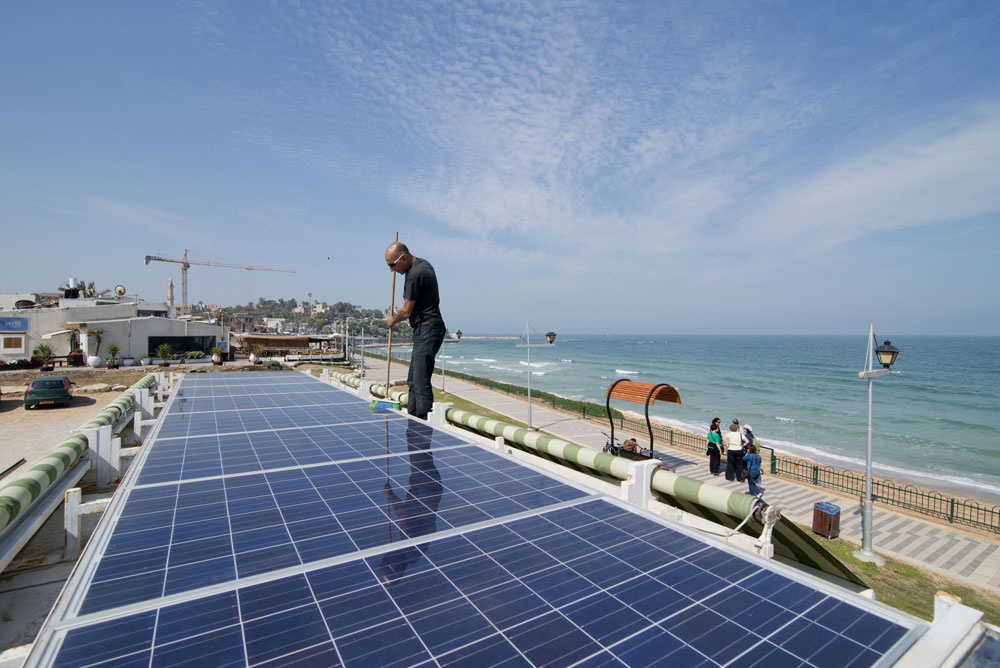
[458,332,1000,338]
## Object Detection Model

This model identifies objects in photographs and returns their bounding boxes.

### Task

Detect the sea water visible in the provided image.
[392,335,1000,501]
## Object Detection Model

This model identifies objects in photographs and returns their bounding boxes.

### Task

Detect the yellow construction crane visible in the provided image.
[144,249,296,314]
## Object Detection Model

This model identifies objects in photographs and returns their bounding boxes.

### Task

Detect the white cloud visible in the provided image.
[744,109,1000,252]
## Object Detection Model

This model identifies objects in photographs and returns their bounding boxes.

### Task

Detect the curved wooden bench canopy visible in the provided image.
[605,380,680,405]
[605,379,682,458]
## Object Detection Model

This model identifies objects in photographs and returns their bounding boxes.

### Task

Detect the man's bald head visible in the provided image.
[385,242,413,274]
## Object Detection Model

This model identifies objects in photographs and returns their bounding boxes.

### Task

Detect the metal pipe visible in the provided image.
[446,408,758,520]
[326,370,758,521]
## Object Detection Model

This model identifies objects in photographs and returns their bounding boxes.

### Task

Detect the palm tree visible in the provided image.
[156,343,172,367]
[106,343,120,368]
[87,328,106,356]
[32,343,55,369]
[246,343,264,363]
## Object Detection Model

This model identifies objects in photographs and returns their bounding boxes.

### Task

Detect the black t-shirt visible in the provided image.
[403,257,443,327]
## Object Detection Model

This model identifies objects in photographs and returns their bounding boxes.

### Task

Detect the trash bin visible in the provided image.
[812,502,840,539]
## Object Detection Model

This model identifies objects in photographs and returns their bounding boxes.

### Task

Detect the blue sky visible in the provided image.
[2,1,998,334]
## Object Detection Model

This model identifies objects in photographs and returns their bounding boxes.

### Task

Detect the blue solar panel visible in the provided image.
[50,500,911,667]
[29,372,917,668]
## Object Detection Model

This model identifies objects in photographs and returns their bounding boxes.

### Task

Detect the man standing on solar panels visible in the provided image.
[385,242,447,420]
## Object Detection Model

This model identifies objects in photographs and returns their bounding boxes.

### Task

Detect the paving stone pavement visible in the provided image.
[359,358,1000,594]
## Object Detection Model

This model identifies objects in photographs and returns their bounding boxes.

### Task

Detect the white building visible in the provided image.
[262,317,285,333]
[0,296,229,363]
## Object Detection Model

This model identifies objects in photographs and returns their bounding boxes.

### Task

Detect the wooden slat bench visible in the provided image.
[605,379,681,459]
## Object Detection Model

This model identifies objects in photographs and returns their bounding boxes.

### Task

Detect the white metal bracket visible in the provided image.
[620,460,660,509]
[359,380,375,400]
[754,504,781,558]
[429,403,452,428]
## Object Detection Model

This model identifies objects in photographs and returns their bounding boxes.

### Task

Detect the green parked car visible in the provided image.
[24,376,74,409]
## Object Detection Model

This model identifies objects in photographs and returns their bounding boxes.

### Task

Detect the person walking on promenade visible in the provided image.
[384,242,447,420]
[724,421,743,481]
[743,443,764,496]
[743,425,758,454]
[707,418,723,475]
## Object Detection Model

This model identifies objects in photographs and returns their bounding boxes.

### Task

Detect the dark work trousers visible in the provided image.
[708,447,721,475]
[407,321,446,420]
[725,450,742,481]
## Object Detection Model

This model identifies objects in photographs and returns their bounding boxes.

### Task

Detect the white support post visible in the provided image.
[494,436,506,452]
[76,425,115,487]
[136,387,157,426]
[111,435,122,480]
[155,373,165,402]
[359,380,375,400]
[64,487,82,559]
[619,460,660,509]
[136,387,152,418]
[321,368,331,382]
[63,488,112,559]
[133,390,145,436]
[429,402,452,428]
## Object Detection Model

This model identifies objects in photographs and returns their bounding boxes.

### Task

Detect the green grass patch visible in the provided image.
[819,531,1000,625]
[431,387,531,429]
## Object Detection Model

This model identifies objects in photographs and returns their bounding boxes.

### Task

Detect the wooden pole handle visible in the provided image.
[385,231,398,396]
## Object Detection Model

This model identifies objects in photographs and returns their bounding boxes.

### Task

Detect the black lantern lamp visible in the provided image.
[545,331,557,344]
[875,340,900,369]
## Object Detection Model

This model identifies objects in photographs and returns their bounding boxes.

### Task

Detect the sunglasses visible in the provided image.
[387,254,406,268]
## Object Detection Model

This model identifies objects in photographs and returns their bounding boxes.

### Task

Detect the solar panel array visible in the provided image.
[29,372,919,668]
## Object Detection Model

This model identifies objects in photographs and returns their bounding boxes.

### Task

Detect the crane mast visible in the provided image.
[144,249,295,314]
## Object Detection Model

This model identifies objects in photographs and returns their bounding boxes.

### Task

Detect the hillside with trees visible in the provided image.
[217,298,411,338]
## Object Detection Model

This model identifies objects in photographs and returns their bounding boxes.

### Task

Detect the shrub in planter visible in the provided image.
[155,343,173,367]
[32,343,56,371]
[106,343,121,369]
[246,343,264,364]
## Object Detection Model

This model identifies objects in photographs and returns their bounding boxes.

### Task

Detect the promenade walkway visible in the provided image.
[361,358,1000,595]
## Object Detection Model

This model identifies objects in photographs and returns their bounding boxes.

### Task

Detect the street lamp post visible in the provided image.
[855,324,900,565]
[516,324,556,430]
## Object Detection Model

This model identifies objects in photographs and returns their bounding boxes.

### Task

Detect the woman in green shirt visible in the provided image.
[706,418,723,475]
